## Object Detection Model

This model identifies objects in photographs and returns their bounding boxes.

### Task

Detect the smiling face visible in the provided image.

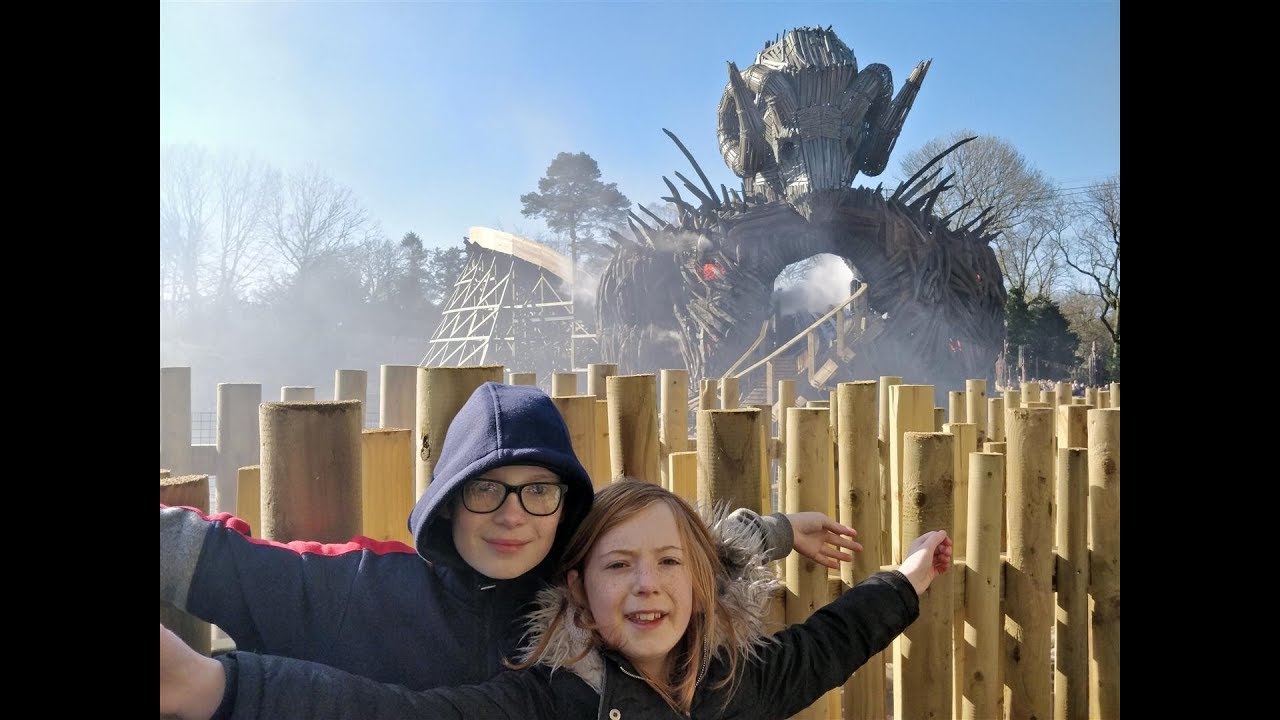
[573,502,694,680]
[451,465,564,580]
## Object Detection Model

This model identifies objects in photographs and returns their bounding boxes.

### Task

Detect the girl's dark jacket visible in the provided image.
[209,505,920,719]
[161,381,795,692]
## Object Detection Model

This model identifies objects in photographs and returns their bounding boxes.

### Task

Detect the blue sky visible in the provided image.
[160,0,1120,250]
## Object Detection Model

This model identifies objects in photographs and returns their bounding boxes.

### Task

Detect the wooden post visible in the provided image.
[949,390,967,424]
[785,407,833,720]
[379,365,417,430]
[160,474,211,656]
[1004,407,1055,720]
[659,369,690,490]
[1056,404,1089,451]
[551,395,600,490]
[607,374,660,483]
[1020,381,1040,404]
[697,408,761,514]
[966,379,988,447]
[160,367,192,477]
[235,466,261,535]
[987,397,1006,444]
[1003,389,1024,412]
[962,453,1005,720]
[1055,381,1072,408]
[260,400,362,543]
[1108,382,1120,408]
[551,371,578,398]
[382,365,418,533]
[667,451,698,505]
[1088,409,1120,720]
[216,383,261,515]
[586,362,617,399]
[942,423,976,560]
[1084,386,1098,407]
[777,379,796,514]
[719,376,739,409]
[896,431,955,720]
[281,386,315,402]
[1096,389,1110,409]
[749,403,773,514]
[836,381,884,720]
[698,378,716,410]
[415,366,503,499]
[890,384,935,563]
[507,371,536,386]
[1055,447,1089,720]
[335,369,368,422]
[879,376,903,560]
[934,406,946,431]
[983,440,1009,554]
[765,361,775,404]
[594,400,611,488]
[361,428,414,545]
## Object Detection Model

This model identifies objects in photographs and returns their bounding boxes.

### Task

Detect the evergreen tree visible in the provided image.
[520,152,631,278]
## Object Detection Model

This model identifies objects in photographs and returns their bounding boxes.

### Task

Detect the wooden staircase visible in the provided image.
[729,285,884,407]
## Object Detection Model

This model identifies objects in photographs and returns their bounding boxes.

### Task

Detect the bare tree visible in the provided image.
[1063,175,1119,347]
[160,144,213,312]
[211,150,273,305]
[1057,288,1114,359]
[897,130,1062,296]
[352,237,405,306]
[264,163,376,273]
[1005,194,1073,298]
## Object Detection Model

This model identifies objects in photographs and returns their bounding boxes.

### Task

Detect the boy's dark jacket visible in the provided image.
[160,382,597,689]
[212,511,921,720]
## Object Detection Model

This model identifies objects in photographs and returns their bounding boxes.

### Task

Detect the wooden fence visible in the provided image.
[160,365,1119,720]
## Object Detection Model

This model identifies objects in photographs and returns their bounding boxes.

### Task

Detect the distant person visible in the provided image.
[161,382,860,690]
[160,480,953,719]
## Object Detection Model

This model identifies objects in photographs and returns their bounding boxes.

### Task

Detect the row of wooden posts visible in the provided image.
[159,364,1119,720]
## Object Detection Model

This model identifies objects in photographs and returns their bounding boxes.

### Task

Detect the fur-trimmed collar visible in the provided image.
[515,505,783,692]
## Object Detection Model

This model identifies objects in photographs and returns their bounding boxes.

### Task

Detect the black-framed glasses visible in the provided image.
[460,479,568,516]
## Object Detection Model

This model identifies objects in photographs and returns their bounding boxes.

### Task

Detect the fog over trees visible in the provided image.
[162,133,1118,416]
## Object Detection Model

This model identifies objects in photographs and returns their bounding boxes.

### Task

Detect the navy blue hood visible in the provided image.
[408,382,594,578]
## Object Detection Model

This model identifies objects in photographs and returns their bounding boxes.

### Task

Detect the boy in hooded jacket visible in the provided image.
[160,381,859,691]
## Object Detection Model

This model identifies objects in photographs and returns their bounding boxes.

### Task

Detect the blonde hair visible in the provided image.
[513,480,749,714]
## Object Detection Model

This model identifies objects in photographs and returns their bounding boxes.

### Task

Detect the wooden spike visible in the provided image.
[941,198,976,224]
[660,194,700,220]
[898,166,944,205]
[626,216,654,248]
[891,136,977,202]
[959,206,994,232]
[673,170,717,210]
[662,176,686,207]
[636,203,673,230]
[628,210,656,235]
[608,228,641,250]
[662,128,720,209]
[910,182,951,212]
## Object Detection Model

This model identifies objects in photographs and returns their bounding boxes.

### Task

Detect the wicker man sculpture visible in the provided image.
[596,26,1006,399]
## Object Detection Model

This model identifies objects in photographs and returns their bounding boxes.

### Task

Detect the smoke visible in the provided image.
[772,254,854,315]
